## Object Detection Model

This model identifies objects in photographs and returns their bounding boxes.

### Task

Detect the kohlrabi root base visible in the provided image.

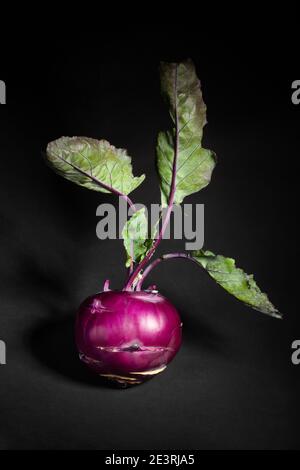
[75,291,182,386]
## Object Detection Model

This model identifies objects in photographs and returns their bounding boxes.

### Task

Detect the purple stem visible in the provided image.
[136,253,199,291]
[103,279,110,291]
[124,65,179,291]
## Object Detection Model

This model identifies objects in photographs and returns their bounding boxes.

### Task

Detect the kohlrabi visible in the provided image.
[45,60,281,387]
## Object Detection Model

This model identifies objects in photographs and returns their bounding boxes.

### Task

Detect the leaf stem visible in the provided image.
[50,152,137,212]
[135,252,199,291]
[124,65,179,290]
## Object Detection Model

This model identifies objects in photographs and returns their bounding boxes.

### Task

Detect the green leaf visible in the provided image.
[192,250,281,318]
[46,136,145,195]
[157,60,216,206]
[122,208,153,268]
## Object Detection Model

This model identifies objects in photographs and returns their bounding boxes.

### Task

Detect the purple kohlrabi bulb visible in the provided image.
[75,290,182,386]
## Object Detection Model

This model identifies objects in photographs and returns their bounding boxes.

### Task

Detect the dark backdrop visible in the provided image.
[0,32,299,450]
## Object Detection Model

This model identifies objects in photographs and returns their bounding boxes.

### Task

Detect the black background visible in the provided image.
[0,30,299,450]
